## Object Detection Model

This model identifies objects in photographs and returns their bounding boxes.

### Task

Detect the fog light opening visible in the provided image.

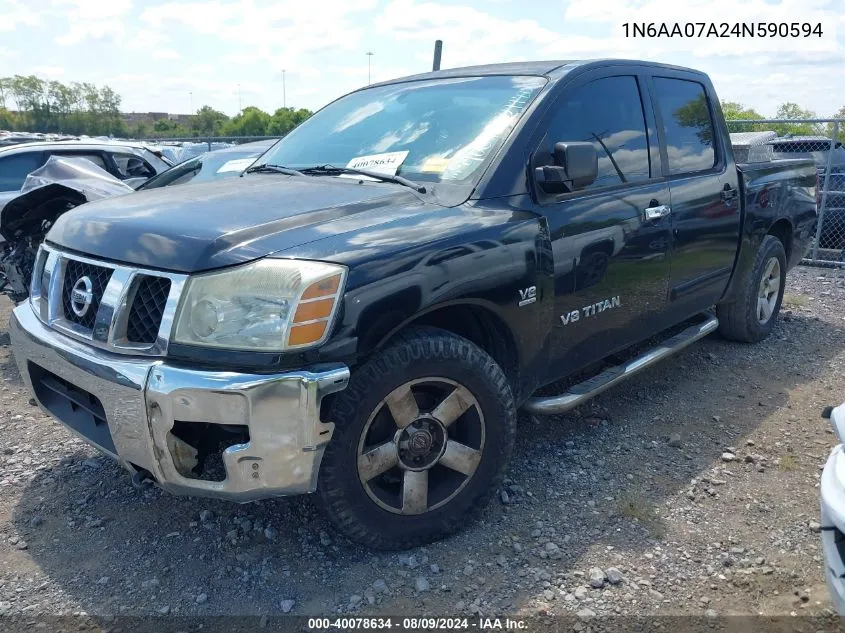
[168,421,250,482]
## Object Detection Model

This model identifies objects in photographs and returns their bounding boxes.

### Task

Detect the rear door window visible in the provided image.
[50,152,109,171]
[653,77,717,175]
[0,152,45,191]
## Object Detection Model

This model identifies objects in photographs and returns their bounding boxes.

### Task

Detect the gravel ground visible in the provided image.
[1,265,845,625]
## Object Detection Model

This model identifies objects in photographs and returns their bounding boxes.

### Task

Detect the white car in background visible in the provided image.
[0,140,172,212]
[820,403,845,613]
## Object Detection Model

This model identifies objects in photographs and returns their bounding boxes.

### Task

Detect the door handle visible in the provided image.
[643,204,671,221]
[720,187,739,202]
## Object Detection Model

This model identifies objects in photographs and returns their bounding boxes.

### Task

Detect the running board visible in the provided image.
[522,314,719,416]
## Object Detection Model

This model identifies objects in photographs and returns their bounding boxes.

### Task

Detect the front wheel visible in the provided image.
[717,235,786,343]
[316,327,516,550]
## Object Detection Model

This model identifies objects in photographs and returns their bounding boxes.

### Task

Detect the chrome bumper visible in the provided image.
[10,303,350,502]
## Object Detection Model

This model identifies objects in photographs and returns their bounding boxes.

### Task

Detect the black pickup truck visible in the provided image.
[9,60,817,549]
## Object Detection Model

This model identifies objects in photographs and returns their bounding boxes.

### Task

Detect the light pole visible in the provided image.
[189,91,193,113]
[366,51,374,85]
[282,69,286,109]
[238,84,242,112]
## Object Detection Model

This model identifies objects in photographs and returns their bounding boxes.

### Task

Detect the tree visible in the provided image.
[773,102,821,136]
[222,106,271,136]
[151,118,189,138]
[192,105,229,136]
[0,107,21,130]
[720,101,769,133]
[267,106,312,136]
[829,106,845,140]
[0,74,311,139]
[0,78,9,110]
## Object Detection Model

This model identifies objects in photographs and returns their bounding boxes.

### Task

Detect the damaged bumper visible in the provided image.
[10,303,349,502]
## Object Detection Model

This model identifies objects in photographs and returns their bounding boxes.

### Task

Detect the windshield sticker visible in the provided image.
[345,150,409,176]
[421,157,451,173]
[216,158,256,174]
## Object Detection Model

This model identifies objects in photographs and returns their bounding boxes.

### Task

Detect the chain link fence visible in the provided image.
[728,118,844,267]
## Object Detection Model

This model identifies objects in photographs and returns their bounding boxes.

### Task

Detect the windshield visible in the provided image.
[255,75,546,186]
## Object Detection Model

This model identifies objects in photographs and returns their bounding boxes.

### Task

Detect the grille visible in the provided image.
[126,275,171,344]
[61,259,113,330]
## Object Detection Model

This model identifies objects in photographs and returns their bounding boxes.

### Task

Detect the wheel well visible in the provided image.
[386,305,521,399]
[580,240,614,258]
[768,219,793,261]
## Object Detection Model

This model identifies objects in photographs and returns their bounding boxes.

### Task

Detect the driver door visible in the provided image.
[530,72,673,379]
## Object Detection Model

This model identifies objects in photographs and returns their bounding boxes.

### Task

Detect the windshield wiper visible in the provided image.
[299,165,427,193]
[243,164,305,176]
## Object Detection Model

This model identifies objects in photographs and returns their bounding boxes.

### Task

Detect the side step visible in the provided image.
[522,314,719,416]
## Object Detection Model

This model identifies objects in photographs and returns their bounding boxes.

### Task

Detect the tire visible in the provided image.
[716,235,786,343]
[316,327,516,550]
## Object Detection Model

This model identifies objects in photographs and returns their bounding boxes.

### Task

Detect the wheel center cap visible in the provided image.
[396,416,447,471]
[408,430,433,455]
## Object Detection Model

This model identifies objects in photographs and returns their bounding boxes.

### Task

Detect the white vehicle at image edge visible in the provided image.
[820,402,845,613]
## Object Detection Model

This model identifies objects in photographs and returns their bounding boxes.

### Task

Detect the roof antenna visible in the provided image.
[432,40,442,71]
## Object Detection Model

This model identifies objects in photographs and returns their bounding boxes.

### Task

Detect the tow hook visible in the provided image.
[130,467,155,489]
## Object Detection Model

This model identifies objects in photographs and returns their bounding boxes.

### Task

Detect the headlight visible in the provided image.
[172,258,345,351]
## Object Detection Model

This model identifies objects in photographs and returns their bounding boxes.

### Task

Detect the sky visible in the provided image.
[1,0,843,118]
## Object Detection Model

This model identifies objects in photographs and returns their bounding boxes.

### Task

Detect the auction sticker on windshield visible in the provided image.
[346,151,409,175]
[216,158,256,173]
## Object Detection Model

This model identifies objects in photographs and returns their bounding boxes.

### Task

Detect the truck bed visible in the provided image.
[736,157,818,269]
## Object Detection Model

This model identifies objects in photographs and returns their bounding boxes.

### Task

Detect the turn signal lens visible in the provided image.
[288,322,328,346]
[284,270,344,348]
[293,298,334,323]
[301,273,342,300]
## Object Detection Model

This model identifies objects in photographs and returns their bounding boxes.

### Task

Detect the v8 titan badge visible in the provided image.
[561,296,621,325]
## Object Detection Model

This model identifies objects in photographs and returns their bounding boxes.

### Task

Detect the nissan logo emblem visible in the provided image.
[70,276,94,317]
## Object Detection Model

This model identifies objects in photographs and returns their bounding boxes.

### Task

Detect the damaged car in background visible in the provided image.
[0,156,133,301]
[0,142,275,302]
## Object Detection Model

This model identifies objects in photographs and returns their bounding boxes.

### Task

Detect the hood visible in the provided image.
[46,175,424,272]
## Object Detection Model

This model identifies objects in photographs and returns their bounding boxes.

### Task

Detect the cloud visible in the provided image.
[376,0,561,67]
[1,0,842,118]
[142,0,377,70]
[29,65,65,78]
[54,0,133,44]
[0,0,39,33]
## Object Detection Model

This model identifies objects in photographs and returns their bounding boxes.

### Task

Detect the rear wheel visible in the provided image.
[717,235,786,343]
[316,327,516,549]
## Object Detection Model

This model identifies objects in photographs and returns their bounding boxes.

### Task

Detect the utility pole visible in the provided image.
[366,51,374,85]
[432,40,443,71]
[238,84,242,112]
[282,69,286,109]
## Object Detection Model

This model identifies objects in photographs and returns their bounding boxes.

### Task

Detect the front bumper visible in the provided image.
[820,438,845,614]
[10,303,350,502]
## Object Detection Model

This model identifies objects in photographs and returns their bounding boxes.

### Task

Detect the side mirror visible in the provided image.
[534,141,598,194]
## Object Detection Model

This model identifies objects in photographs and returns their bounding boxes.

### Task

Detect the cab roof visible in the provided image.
[366,58,708,89]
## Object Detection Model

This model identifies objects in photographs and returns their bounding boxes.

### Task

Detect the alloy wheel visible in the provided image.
[356,378,485,515]
[757,257,781,324]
